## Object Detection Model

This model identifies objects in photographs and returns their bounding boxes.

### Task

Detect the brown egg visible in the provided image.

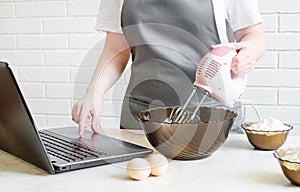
[148,154,168,176]
[127,158,151,180]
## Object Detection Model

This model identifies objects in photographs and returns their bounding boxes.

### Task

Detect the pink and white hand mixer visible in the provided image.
[167,46,247,124]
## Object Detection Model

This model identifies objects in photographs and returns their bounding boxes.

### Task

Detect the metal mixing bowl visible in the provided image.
[274,147,300,186]
[137,107,236,160]
[242,123,293,150]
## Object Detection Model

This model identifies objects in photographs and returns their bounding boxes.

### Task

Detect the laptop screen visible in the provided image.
[0,62,54,173]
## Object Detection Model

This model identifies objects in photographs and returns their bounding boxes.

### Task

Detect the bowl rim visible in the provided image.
[273,150,300,165]
[137,106,237,125]
[241,122,293,133]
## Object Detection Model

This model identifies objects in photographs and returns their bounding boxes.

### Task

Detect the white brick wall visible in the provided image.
[43,18,96,33]
[0,18,42,34]
[0,35,15,49]
[18,35,68,49]
[0,0,111,130]
[0,0,300,135]
[0,3,15,18]
[244,0,300,135]
[15,2,66,17]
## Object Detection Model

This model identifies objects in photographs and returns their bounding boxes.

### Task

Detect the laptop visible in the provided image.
[0,61,153,174]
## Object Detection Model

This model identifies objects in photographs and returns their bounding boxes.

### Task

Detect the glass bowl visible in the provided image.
[242,122,293,150]
[137,107,236,160]
[274,147,300,186]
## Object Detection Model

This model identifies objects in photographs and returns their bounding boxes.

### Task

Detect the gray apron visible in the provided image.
[120,0,243,132]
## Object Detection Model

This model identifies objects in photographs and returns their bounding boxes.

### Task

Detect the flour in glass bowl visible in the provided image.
[283,149,300,163]
[276,147,300,164]
[248,117,291,131]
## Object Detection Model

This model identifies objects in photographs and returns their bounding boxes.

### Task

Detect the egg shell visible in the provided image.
[147,154,168,176]
[127,158,151,180]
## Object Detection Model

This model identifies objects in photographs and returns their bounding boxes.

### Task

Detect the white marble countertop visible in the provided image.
[1,128,300,192]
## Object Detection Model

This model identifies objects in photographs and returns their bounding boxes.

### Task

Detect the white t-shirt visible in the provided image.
[95,0,263,43]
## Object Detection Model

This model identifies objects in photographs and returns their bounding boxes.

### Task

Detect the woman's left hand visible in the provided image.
[211,43,257,74]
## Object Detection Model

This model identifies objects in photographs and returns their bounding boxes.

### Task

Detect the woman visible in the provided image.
[72,0,266,136]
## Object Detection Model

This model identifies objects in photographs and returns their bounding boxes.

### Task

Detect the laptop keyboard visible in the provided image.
[39,131,110,162]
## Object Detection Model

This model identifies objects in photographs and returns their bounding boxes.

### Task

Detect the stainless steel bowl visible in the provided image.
[137,107,236,160]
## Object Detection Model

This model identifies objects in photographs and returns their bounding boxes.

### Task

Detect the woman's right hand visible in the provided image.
[72,90,104,137]
[72,32,131,137]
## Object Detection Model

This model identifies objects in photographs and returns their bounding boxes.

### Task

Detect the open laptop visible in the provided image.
[0,61,153,174]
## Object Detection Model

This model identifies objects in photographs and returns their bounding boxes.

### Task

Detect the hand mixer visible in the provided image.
[165,46,248,124]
